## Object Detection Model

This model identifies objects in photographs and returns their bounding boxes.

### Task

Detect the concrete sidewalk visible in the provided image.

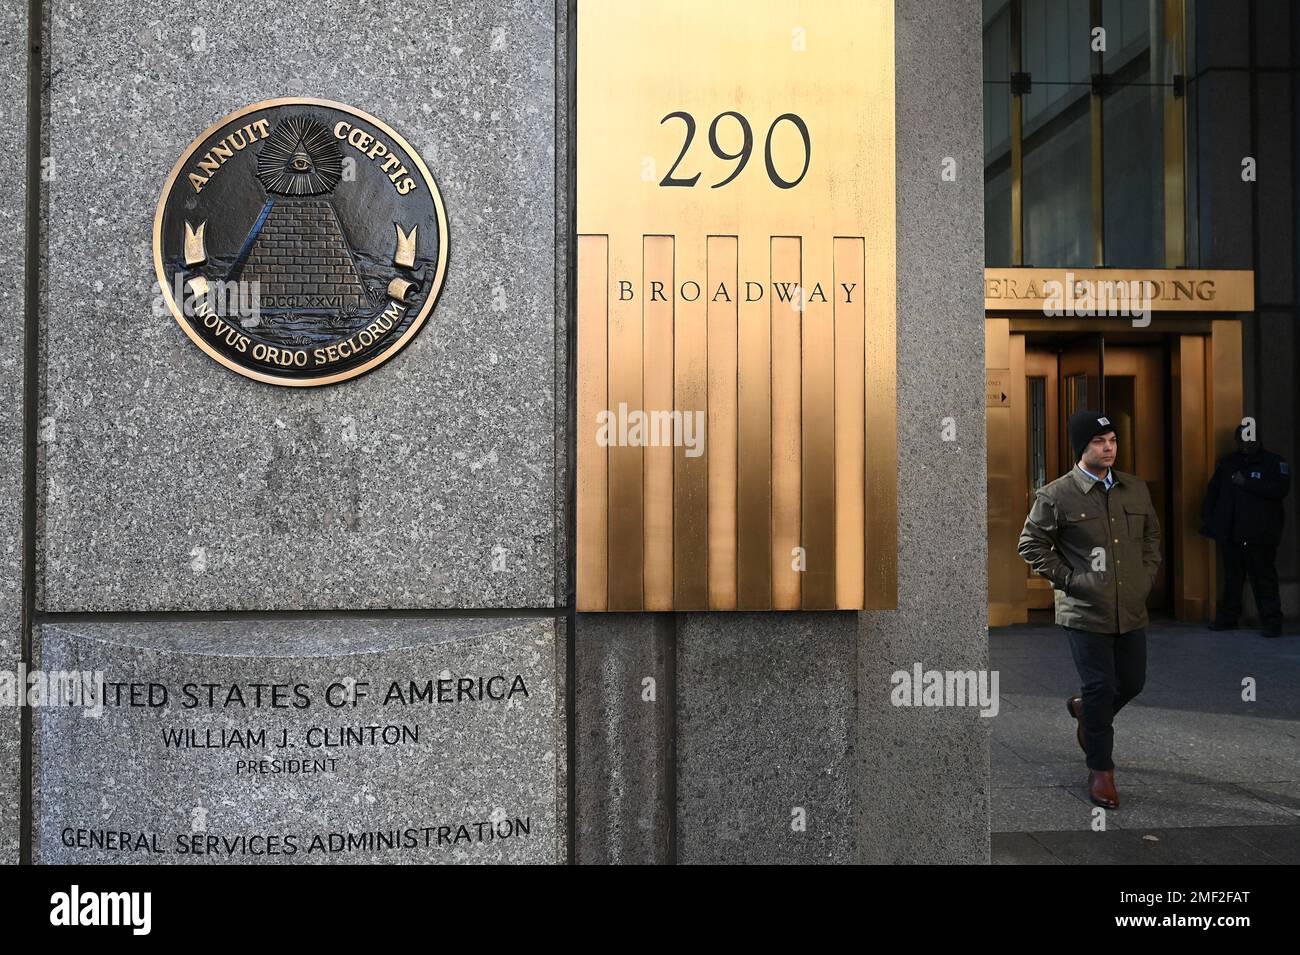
[990,618,1300,864]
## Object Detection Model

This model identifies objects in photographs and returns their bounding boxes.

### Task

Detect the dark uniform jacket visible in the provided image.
[1200,449,1291,546]
[1017,467,1162,634]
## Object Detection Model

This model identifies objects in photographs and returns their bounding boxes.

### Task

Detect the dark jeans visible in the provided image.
[1217,540,1283,632]
[1064,626,1147,771]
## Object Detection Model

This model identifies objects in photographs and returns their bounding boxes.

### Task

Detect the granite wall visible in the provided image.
[34,617,565,864]
[40,0,561,613]
[19,0,572,865]
[0,0,28,868]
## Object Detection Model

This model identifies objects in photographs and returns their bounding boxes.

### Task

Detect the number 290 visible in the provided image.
[658,110,811,189]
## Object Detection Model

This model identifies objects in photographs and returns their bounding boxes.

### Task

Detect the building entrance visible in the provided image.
[986,316,1244,628]
[1022,336,1168,612]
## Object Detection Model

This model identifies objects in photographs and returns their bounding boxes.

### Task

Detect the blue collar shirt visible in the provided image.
[1076,462,1115,491]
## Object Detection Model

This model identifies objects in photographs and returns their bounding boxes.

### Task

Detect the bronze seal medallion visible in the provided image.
[153,98,448,386]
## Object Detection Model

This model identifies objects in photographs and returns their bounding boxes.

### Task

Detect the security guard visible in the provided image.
[1201,425,1292,637]
[1017,410,1162,810]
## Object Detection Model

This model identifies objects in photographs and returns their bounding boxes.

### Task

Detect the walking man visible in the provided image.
[1201,424,1291,637]
[1017,410,1162,809]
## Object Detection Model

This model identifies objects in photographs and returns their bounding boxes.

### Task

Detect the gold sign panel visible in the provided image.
[984,269,1255,313]
[577,0,897,611]
[986,371,1010,408]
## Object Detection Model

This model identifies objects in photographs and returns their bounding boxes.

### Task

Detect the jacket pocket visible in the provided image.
[1069,569,1107,601]
[1060,509,1105,541]
[1138,567,1155,602]
[1124,504,1146,539]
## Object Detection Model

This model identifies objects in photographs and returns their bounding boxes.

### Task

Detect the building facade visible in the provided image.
[984,0,1299,628]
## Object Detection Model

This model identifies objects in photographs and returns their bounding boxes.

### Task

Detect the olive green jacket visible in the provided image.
[1017,466,1162,634]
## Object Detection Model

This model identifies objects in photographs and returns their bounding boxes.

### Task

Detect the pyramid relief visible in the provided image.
[233,199,371,313]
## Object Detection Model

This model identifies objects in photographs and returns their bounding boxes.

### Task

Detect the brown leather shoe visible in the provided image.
[1088,769,1119,809]
[1066,695,1086,753]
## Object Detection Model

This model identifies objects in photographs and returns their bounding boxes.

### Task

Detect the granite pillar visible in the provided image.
[855,0,990,864]
[574,613,670,864]
[0,1,28,867]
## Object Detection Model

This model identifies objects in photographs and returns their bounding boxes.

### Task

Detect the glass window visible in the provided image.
[1021,0,1095,266]
[984,0,1013,266]
[1028,377,1047,490]
[1101,0,1165,266]
[1024,106,1093,266]
[982,0,1186,268]
[1021,0,1092,131]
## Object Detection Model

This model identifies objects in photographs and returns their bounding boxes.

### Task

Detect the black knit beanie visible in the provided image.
[1068,410,1115,462]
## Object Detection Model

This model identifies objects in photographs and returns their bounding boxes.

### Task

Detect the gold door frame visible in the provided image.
[1022,348,1059,610]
